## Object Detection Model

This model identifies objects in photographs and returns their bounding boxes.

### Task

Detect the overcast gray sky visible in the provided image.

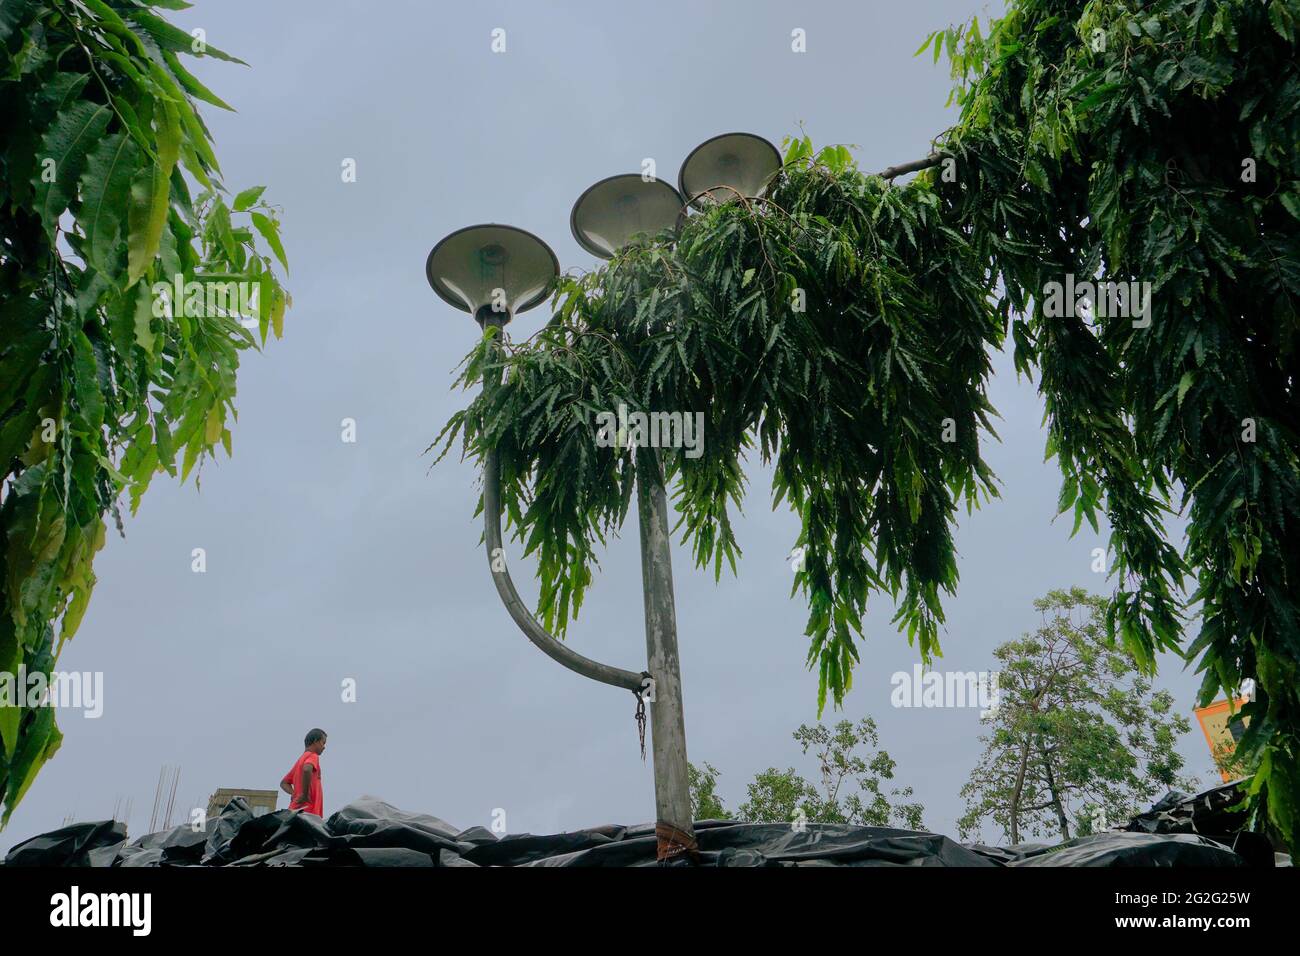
[5,0,1217,851]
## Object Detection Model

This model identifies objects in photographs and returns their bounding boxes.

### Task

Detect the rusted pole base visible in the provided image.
[655,822,700,863]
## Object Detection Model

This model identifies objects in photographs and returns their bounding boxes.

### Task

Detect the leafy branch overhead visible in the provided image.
[438,0,1299,848]
[929,0,1299,848]
[434,141,1005,718]
[0,0,290,823]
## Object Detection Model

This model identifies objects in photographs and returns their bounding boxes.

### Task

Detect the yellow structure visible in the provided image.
[1194,696,1250,782]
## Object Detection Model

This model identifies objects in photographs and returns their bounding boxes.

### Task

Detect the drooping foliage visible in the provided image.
[0,0,289,823]
[438,0,1299,846]
[926,0,1300,845]
[435,143,1005,716]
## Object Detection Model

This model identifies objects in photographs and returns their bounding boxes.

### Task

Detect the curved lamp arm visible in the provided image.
[483,446,647,693]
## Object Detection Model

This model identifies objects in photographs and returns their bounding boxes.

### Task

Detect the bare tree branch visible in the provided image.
[875,154,946,180]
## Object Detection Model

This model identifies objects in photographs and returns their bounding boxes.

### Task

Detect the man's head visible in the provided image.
[305,728,327,754]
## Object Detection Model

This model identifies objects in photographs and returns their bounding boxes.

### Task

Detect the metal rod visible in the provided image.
[476,313,694,859]
[164,766,180,829]
[635,447,694,851]
[148,766,164,832]
[479,315,645,693]
[483,448,646,692]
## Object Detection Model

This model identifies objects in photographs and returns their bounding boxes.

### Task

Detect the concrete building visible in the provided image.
[206,788,279,820]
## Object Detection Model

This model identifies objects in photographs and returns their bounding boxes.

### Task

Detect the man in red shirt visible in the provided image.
[280,728,326,816]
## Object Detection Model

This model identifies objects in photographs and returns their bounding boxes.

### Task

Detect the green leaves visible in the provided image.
[0,0,291,826]
[931,0,1300,850]
[125,9,246,65]
[437,140,1002,718]
[127,160,173,285]
[0,0,33,44]
[2,704,62,826]
[79,133,140,274]
[1281,188,1300,223]
[127,98,184,285]
[30,100,113,235]
[131,280,156,353]
[251,211,288,272]
[233,185,265,211]
[161,48,235,112]
[206,198,238,261]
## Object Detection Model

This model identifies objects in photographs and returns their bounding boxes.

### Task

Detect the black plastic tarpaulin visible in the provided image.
[1001,832,1245,867]
[1,781,1281,868]
[3,819,126,867]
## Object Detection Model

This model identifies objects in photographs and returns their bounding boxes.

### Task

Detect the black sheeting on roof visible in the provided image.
[4,819,126,867]
[1,780,1278,867]
[1008,832,1244,867]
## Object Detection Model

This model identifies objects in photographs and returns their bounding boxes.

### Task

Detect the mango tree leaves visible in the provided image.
[30,99,112,234]
[232,185,264,211]
[0,0,290,825]
[932,0,1300,848]
[127,159,172,285]
[79,132,140,275]
[250,211,287,272]
[126,101,182,284]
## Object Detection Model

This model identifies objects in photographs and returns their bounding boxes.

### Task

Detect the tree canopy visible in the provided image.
[688,719,926,830]
[958,588,1197,844]
[929,0,1299,847]
[438,0,1300,847]
[436,140,1003,716]
[0,0,289,823]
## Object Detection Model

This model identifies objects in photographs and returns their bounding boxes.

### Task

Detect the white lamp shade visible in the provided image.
[570,174,684,259]
[679,132,782,208]
[426,224,559,321]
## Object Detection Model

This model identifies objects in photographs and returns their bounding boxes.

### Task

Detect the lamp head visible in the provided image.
[426,224,560,325]
[569,174,684,259]
[678,132,782,209]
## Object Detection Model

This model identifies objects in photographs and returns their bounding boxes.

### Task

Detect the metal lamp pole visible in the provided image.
[427,219,697,860]
[482,315,695,859]
[478,312,696,861]
[632,444,694,857]
[433,135,781,860]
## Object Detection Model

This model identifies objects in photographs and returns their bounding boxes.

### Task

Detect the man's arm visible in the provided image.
[295,763,315,805]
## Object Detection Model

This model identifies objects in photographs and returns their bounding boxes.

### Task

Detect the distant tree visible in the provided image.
[689,719,925,830]
[686,761,730,820]
[958,588,1197,844]
[736,767,820,826]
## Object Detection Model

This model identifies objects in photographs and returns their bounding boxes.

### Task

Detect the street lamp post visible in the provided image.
[569,173,697,859]
[427,221,700,860]
[426,224,647,687]
[427,134,782,863]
